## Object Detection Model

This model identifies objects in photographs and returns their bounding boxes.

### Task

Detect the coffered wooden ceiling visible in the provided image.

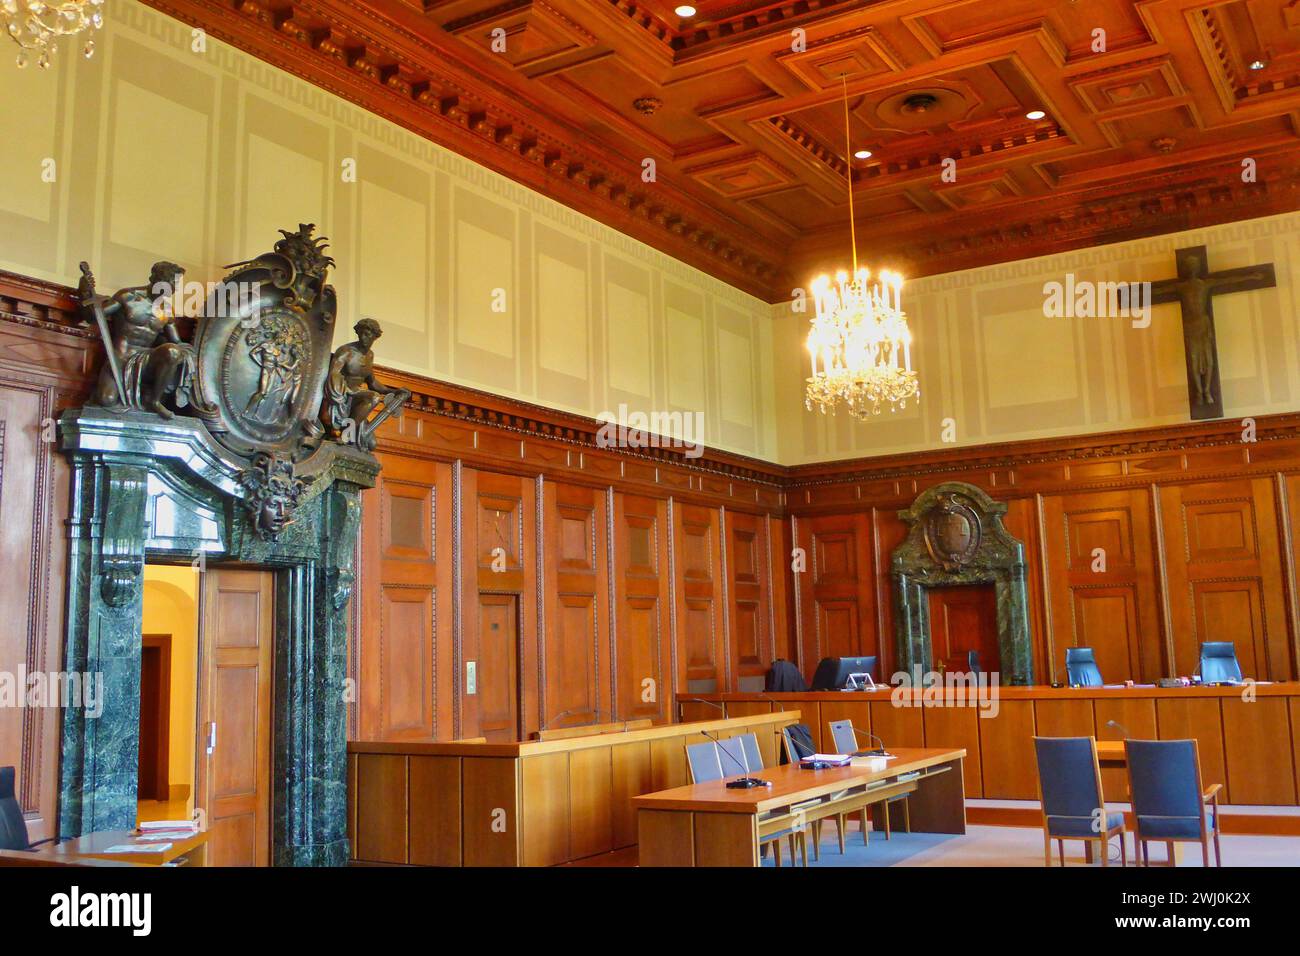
[144,0,1300,301]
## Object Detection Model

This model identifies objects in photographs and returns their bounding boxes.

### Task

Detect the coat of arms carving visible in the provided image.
[923,492,982,571]
[76,224,410,540]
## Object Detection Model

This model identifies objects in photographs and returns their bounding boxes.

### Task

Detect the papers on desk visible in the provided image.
[851,755,892,771]
[800,753,852,766]
[136,820,198,839]
[104,843,171,854]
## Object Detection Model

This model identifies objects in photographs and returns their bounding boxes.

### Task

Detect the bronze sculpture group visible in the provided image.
[76,224,410,538]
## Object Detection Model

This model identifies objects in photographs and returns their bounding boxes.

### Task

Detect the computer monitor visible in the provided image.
[810,656,878,691]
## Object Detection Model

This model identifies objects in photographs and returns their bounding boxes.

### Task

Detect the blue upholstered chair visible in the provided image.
[826,718,909,842]
[695,736,805,866]
[1125,739,1222,867]
[1033,737,1128,866]
[1064,647,1104,687]
[1199,642,1243,684]
[685,741,724,784]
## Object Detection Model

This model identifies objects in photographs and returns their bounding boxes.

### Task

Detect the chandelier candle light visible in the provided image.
[805,75,920,419]
[4,0,105,69]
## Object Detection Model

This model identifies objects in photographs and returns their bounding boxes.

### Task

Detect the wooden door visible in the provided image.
[197,569,274,866]
[477,593,520,742]
[927,585,999,675]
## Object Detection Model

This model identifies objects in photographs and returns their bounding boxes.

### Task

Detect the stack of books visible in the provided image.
[136,820,199,841]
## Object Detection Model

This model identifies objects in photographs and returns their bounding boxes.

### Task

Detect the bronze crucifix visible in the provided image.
[1150,245,1275,421]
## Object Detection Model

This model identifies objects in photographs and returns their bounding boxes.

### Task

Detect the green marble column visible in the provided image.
[57,408,376,864]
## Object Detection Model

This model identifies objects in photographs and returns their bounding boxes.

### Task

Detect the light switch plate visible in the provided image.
[466,660,477,695]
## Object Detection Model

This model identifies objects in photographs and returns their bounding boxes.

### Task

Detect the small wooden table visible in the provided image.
[1096,740,1126,767]
[21,829,208,867]
[634,747,966,867]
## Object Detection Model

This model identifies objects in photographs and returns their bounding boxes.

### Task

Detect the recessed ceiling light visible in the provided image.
[1025,109,1047,121]
[854,149,873,159]
[1249,59,1267,71]
[675,4,697,15]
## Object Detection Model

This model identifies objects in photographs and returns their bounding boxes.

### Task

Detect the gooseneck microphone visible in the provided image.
[1105,719,1129,738]
[847,725,888,757]
[699,729,771,788]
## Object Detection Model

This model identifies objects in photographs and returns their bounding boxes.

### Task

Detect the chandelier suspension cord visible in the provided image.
[841,73,858,274]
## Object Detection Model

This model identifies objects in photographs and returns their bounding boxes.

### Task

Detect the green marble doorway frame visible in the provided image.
[56,407,378,865]
[890,481,1034,685]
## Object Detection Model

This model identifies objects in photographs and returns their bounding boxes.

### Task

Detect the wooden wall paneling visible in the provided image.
[0,347,77,842]
[353,753,408,864]
[1282,474,1300,680]
[869,699,924,750]
[1033,698,1097,738]
[978,700,1038,799]
[408,755,463,867]
[671,502,725,695]
[541,481,609,730]
[1156,698,1227,800]
[461,757,521,866]
[1158,478,1292,680]
[1002,498,1050,685]
[1094,697,1158,800]
[1041,488,1163,684]
[794,511,877,682]
[610,741,653,849]
[520,751,570,866]
[768,514,795,665]
[1292,699,1300,806]
[921,705,983,797]
[1220,697,1298,805]
[871,506,908,682]
[815,699,872,751]
[568,745,614,860]
[725,509,775,692]
[347,753,357,858]
[460,469,539,741]
[612,493,671,723]
[357,454,454,740]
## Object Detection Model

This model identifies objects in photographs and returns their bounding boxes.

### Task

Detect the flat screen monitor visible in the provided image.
[811,656,878,691]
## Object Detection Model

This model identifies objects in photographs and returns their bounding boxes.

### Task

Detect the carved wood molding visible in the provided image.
[139,0,784,299]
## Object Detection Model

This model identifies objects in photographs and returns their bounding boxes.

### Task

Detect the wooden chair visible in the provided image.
[1033,736,1128,867]
[1124,739,1222,867]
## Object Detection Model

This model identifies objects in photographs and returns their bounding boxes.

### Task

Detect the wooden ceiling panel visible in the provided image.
[141,0,1300,301]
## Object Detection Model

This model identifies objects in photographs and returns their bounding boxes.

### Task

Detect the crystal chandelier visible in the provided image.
[805,76,919,419]
[4,0,105,69]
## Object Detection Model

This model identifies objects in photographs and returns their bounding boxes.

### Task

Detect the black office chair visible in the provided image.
[0,766,56,852]
[1199,642,1242,684]
[1064,647,1104,687]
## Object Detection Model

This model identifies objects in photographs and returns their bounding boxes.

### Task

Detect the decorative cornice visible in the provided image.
[140,0,784,298]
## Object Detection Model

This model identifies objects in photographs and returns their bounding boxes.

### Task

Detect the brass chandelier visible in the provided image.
[805,76,919,419]
[4,0,105,69]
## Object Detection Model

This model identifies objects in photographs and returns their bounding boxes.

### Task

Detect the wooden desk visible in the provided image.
[634,747,966,867]
[348,711,801,866]
[1096,740,1125,767]
[0,829,208,867]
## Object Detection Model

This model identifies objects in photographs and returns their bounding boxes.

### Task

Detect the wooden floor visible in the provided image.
[137,797,191,825]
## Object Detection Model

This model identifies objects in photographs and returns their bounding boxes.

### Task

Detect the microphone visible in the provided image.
[699,729,770,788]
[679,696,726,721]
[1105,719,1128,738]
[845,725,888,757]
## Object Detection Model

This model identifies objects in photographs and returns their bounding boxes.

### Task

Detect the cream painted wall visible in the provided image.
[774,211,1300,465]
[141,564,199,804]
[0,0,776,460]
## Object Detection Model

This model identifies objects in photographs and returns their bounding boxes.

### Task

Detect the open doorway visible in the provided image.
[139,565,201,825]
[138,564,275,865]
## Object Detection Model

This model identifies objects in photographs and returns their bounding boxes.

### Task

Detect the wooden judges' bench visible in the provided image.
[679,683,1300,807]
[347,711,798,866]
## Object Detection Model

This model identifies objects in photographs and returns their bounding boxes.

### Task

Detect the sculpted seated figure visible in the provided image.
[321,318,410,452]
[78,260,197,419]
